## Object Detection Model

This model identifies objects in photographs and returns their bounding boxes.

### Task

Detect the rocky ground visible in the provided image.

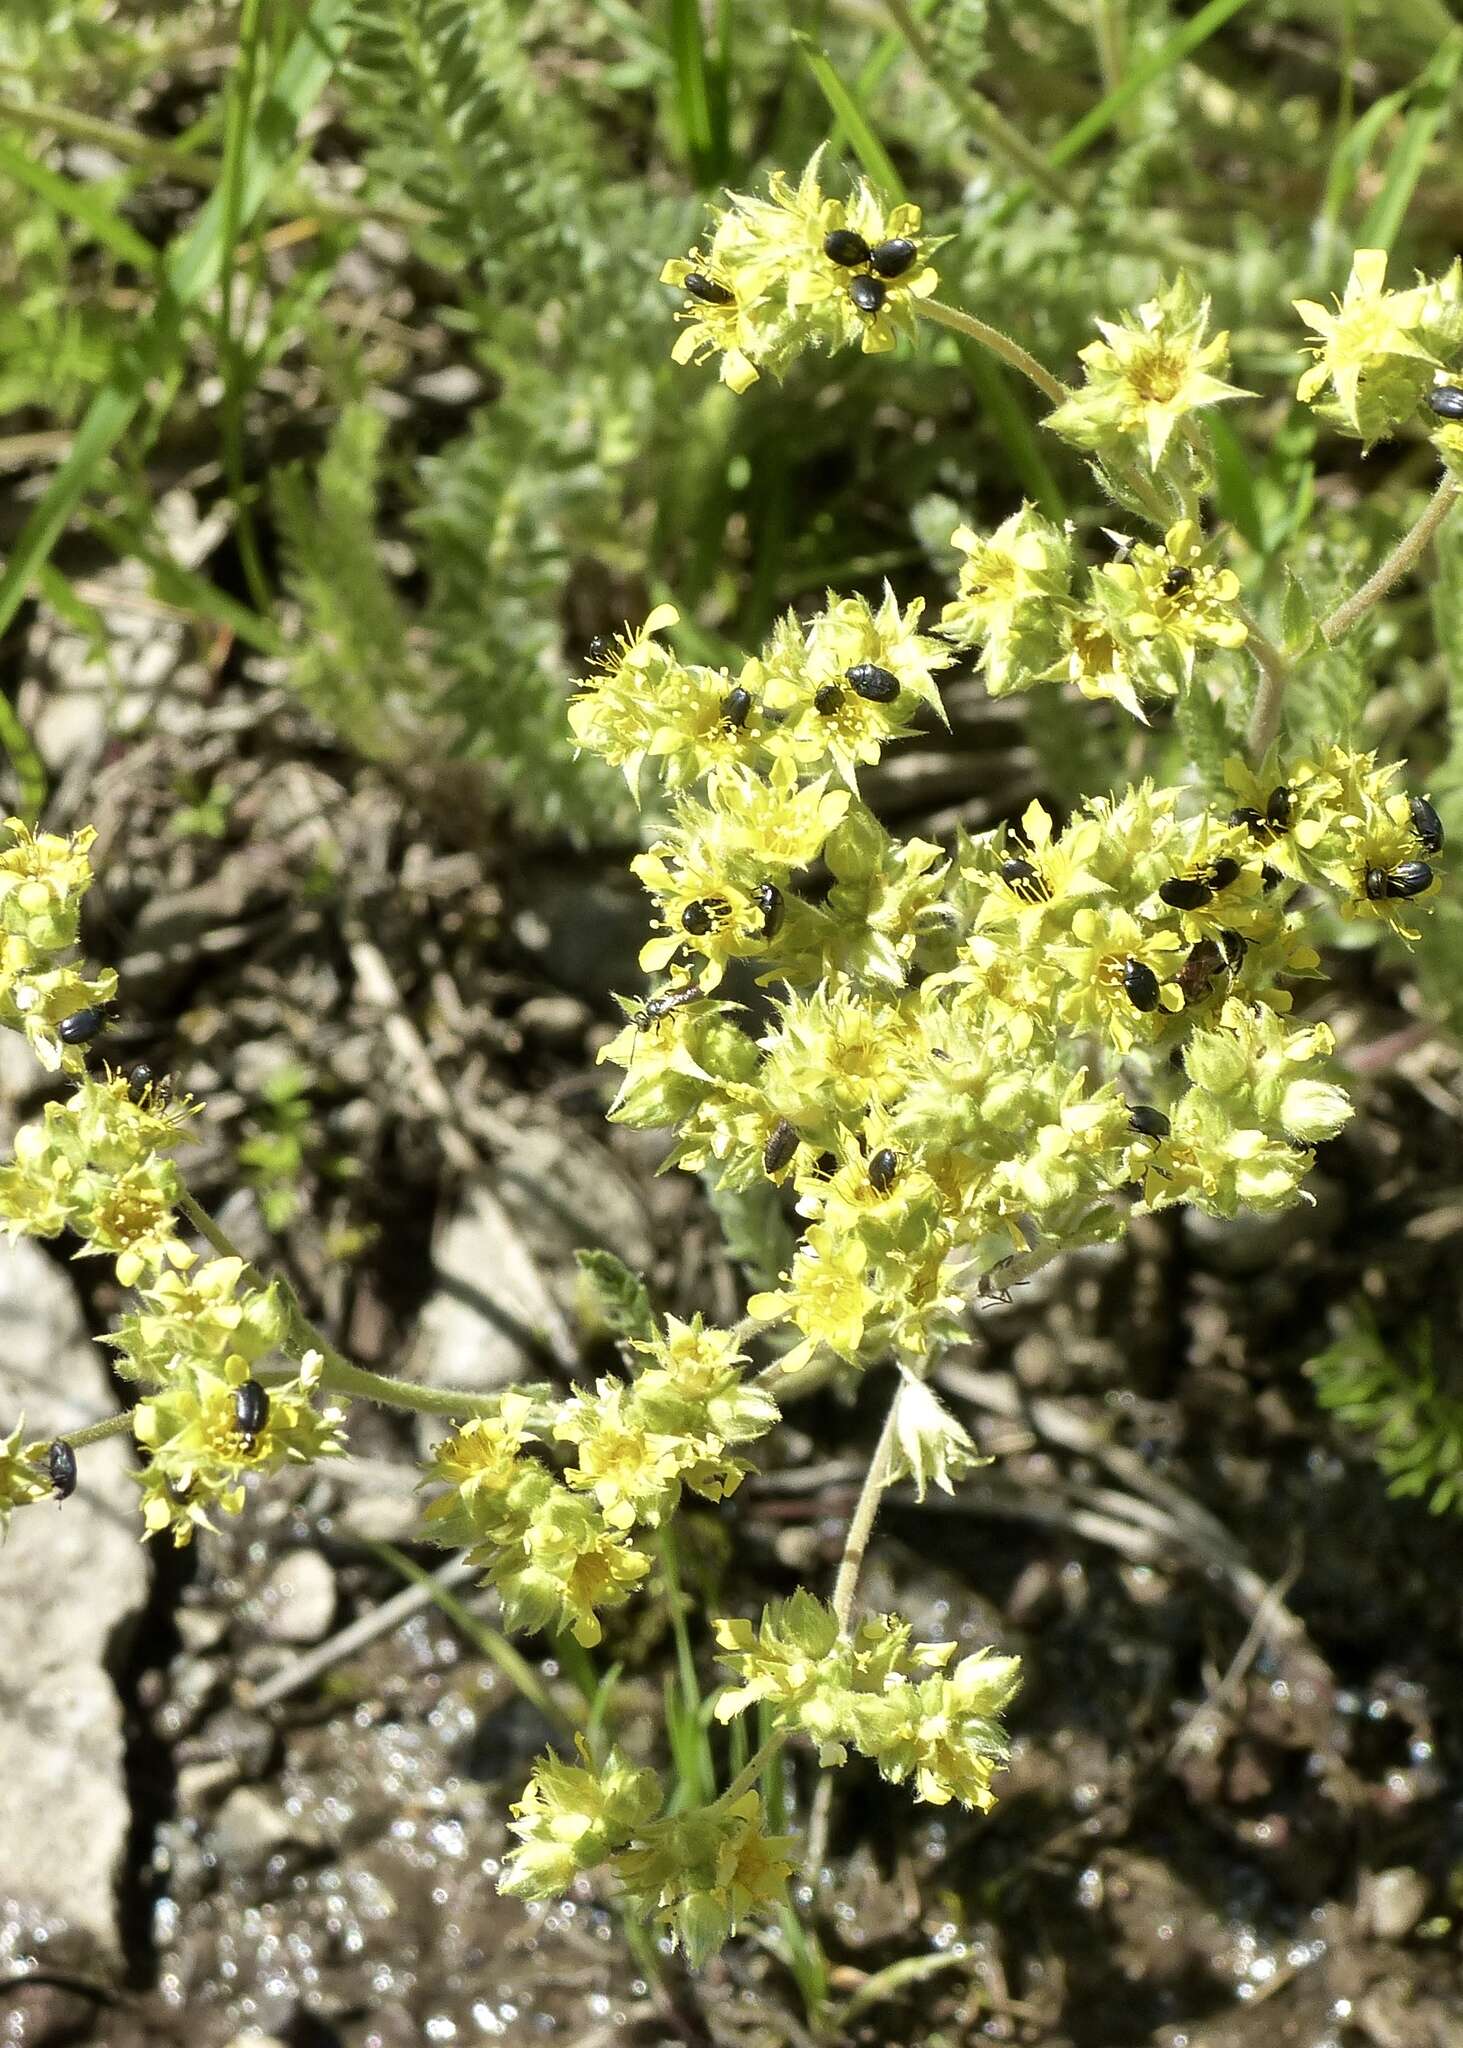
[1,604,1462,2048]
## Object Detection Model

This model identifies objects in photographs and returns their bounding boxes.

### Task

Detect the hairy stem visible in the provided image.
[830,1391,902,1633]
[58,1410,134,1451]
[1320,477,1460,644]
[1242,610,1293,762]
[1244,477,1461,758]
[918,299,1070,409]
[176,1190,505,1420]
[807,1388,902,1870]
[716,1733,788,1813]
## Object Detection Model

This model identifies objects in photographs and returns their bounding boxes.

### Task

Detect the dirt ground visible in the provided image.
[2,634,1462,2048]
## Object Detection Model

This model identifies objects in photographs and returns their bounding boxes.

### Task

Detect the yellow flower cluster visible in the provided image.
[1046,272,1248,469]
[659,147,941,392]
[421,1319,778,1646]
[0,823,347,1541]
[583,588,1429,1374]
[715,1592,1021,1811]
[503,1738,795,1965]
[0,819,117,1071]
[941,508,1247,717]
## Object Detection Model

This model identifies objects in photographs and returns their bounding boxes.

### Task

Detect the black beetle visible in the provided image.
[1265,785,1294,831]
[684,271,734,306]
[1128,1105,1171,1139]
[814,683,843,715]
[234,1380,271,1444]
[1426,384,1463,420]
[721,686,752,730]
[1000,856,1049,901]
[1365,861,1433,901]
[846,662,900,703]
[1122,958,1160,1012]
[868,1147,899,1194]
[1411,794,1445,854]
[751,882,785,941]
[848,274,887,316]
[58,1004,113,1046]
[1159,876,1213,911]
[763,1120,799,1176]
[823,228,872,267]
[870,237,918,279]
[682,897,730,936]
[48,1438,77,1501]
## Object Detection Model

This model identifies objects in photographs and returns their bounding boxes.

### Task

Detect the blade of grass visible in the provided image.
[1321,81,1405,233]
[668,0,719,185]
[370,1543,582,1740]
[0,697,46,821]
[215,0,273,614]
[796,33,905,199]
[0,0,347,700]
[658,1529,714,1808]
[1044,0,1257,170]
[0,136,159,272]
[85,511,287,655]
[1357,34,1462,251]
[826,0,939,161]
[879,0,1070,204]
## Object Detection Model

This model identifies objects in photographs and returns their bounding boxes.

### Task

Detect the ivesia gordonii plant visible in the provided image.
[2,149,1461,1971]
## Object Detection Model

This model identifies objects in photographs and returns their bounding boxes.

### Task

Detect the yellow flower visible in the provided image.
[1294,249,1437,442]
[1047,274,1248,467]
[941,504,1073,692]
[500,1740,661,1898]
[747,1222,876,1372]
[134,1351,345,1545]
[1098,519,1247,687]
[0,1416,51,1527]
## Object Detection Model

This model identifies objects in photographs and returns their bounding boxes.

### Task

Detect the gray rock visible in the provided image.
[207,1787,306,1870]
[0,1239,149,1967]
[1360,1864,1429,1941]
[257,1548,338,1644]
[408,1181,570,1410]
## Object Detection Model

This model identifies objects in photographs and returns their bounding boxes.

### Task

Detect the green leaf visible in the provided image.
[957,343,1066,524]
[1279,569,1318,658]
[1173,672,1238,797]
[667,0,729,185]
[1206,414,1265,555]
[1045,0,1259,171]
[574,1247,656,1342]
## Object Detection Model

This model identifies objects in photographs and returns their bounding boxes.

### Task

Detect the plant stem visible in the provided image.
[1241,609,1293,761]
[175,1189,506,1420]
[58,1410,134,1451]
[1319,476,1460,644]
[830,1390,902,1634]
[806,1387,902,1871]
[716,1733,788,1812]
[880,0,1071,205]
[918,298,1070,409]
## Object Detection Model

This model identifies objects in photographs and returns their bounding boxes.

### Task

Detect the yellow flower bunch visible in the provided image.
[659,147,941,391]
